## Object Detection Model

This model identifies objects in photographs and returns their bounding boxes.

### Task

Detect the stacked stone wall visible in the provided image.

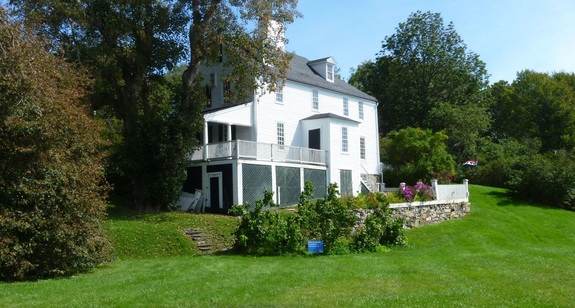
[353,201,471,230]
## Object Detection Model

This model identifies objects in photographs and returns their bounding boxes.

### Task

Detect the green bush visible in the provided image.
[229,191,303,255]
[230,182,407,256]
[353,198,406,252]
[0,12,112,281]
[298,183,356,254]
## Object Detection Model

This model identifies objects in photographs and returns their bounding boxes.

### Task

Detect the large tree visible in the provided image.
[349,11,490,136]
[0,8,111,281]
[10,0,300,211]
[489,70,575,152]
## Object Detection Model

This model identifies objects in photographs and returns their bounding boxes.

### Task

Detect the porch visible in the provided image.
[189,139,327,166]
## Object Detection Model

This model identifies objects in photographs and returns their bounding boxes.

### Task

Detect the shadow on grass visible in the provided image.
[487,190,567,211]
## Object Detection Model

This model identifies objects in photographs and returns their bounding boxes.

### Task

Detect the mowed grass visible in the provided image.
[1,185,575,307]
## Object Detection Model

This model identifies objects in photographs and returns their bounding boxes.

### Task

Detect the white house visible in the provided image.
[181,45,382,213]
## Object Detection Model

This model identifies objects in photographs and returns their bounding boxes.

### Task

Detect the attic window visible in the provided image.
[327,63,334,82]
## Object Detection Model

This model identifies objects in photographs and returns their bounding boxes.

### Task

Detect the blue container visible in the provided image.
[307,240,324,253]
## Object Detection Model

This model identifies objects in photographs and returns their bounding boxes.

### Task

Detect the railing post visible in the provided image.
[431,179,438,200]
[463,179,469,201]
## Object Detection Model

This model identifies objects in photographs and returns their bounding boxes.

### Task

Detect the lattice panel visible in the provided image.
[304,168,327,199]
[242,164,272,206]
[276,166,301,206]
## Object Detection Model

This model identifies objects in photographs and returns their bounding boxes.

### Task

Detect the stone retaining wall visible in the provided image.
[353,200,471,230]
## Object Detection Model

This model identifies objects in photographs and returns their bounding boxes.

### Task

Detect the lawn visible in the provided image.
[1,185,574,307]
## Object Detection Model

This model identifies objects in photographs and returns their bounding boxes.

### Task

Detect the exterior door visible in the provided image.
[309,129,321,150]
[207,172,223,212]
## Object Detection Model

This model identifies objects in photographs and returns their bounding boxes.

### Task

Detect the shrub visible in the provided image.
[229,191,303,255]
[298,183,356,254]
[230,182,407,256]
[0,11,112,281]
[353,198,406,252]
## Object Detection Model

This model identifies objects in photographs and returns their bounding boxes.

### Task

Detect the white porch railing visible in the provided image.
[190,140,327,165]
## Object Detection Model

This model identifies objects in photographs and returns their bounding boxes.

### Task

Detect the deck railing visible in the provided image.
[190,140,327,165]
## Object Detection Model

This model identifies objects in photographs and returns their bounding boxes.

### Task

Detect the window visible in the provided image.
[312,89,319,110]
[327,63,334,82]
[223,80,231,103]
[277,122,285,149]
[341,127,348,153]
[210,73,216,87]
[275,80,283,103]
[204,85,212,107]
[360,137,366,159]
[358,101,364,119]
[343,97,349,116]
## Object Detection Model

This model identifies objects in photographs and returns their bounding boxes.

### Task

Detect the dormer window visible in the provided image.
[308,57,337,82]
[327,63,334,82]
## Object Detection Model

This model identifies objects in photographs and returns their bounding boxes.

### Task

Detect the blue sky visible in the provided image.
[285,0,575,83]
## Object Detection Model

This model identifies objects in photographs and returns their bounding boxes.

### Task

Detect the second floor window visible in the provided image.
[223,81,231,103]
[277,122,285,149]
[360,137,366,159]
[359,101,364,119]
[342,127,348,153]
[276,80,283,104]
[312,89,319,110]
[343,97,349,116]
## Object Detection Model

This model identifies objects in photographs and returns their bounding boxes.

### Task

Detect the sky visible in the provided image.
[284,0,575,84]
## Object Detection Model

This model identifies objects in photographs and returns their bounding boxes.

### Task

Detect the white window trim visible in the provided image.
[312,89,319,111]
[277,122,285,149]
[343,97,349,116]
[327,63,334,82]
[358,101,364,120]
[341,127,348,153]
[275,80,284,104]
[360,136,366,160]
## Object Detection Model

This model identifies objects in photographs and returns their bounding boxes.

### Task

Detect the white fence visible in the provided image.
[383,179,469,205]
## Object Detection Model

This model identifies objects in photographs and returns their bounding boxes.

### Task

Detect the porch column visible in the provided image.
[203,121,209,160]
[227,124,232,141]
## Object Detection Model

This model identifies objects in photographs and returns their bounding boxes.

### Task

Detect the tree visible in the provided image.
[489,70,575,152]
[381,127,455,186]
[350,11,489,135]
[10,0,300,211]
[0,8,112,281]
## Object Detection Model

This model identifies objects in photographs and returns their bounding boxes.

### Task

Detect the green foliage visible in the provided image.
[298,183,356,254]
[350,11,489,135]
[11,0,300,211]
[231,182,406,256]
[229,191,303,255]
[381,127,455,186]
[508,151,575,211]
[0,11,111,281]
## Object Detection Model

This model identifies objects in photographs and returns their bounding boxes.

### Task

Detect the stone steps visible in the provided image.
[182,227,212,254]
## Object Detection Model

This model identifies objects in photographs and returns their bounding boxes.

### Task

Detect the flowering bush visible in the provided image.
[391,181,435,203]
[413,182,434,201]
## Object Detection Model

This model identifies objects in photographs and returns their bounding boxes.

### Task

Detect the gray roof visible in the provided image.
[301,112,360,123]
[287,54,377,102]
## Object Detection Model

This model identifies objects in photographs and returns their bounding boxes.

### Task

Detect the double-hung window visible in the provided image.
[358,101,364,120]
[341,127,348,153]
[275,80,284,104]
[327,63,334,82]
[277,122,285,149]
[312,89,319,110]
[360,137,366,159]
[343,97,349,116]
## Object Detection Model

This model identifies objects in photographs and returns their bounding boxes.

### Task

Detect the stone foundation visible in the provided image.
[353,200,471,230]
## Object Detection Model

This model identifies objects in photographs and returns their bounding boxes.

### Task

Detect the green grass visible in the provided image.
[2,185,575,307]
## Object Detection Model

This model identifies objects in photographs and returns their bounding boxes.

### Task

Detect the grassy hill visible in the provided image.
[1,185,574,307]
